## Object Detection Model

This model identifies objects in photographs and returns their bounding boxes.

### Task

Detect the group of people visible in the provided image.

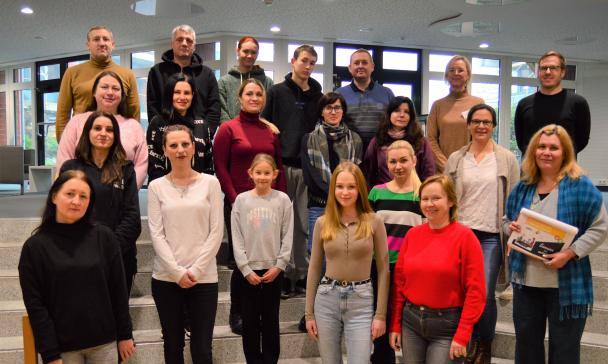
[16,22,606,364]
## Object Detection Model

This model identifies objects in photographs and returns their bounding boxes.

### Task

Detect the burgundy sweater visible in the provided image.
[213,111,287,204]
[390,222,486,346]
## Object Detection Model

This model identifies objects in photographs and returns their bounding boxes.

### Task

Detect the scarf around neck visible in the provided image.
[307,121,361,183]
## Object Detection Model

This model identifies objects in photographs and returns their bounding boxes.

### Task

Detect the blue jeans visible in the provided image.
[401,302,464,364]
[314,281,374,364]
[513,285,587,364]
[307,206,325,255]
[472,230,502,341]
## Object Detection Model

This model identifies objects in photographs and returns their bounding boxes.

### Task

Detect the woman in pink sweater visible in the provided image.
[57,70,147,188]
[389,175,486,363]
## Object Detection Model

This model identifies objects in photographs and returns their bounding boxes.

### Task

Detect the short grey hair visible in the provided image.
[172,25,196,43]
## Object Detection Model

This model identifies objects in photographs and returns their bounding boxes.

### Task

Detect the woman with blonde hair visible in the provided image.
[427,56,484,172]
[214,78,287,335]
[504,124,607,364]
[305,161,389,364]
[389,175,486,364]
[368,140,424,363]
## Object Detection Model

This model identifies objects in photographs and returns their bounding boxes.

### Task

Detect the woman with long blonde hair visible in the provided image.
[305,161,389,364]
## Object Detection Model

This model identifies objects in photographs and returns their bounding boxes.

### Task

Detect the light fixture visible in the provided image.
[20,6,34,14]
[359,27,373,32]
[479,42,490,48]
[270,25,281,33]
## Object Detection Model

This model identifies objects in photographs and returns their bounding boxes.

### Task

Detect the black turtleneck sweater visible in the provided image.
[18,221,132,363]
[146,112,213,182]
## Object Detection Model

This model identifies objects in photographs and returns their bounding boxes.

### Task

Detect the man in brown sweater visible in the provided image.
[55,26,139,141]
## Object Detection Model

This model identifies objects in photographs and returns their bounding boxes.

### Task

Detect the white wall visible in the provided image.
[577,62,608,184]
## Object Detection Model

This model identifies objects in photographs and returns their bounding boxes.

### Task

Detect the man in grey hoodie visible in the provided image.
[218,36,274,123]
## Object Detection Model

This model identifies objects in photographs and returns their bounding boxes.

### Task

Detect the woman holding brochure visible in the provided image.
[504,124,608,364]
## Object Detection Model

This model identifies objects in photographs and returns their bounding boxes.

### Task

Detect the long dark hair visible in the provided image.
[375,96,424,152]
[86,70,128,116]
[34,170,96,233]
[161,73,197,120]
[75,111,127,185]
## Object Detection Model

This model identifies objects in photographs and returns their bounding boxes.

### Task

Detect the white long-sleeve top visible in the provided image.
[148,173,224,283]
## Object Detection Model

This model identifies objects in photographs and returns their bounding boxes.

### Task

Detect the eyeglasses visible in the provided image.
[470,120,493,127]
[324,105,343,113]
[539,65,561,73]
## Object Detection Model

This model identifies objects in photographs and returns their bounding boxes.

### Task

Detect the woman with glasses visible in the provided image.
[504,125,607,364]
[427,56,484,172]
[363,96,435,188]
[218,36,274,123]
[445,104,519,364]
[302,92,363,258]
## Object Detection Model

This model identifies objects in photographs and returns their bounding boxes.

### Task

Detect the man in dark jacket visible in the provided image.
[262,45,323,303]
[147,24,220,132]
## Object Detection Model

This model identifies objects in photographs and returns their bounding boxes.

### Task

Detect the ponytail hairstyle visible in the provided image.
[386,140,421,197]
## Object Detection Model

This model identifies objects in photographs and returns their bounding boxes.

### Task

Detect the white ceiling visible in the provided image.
[1,0,608,66]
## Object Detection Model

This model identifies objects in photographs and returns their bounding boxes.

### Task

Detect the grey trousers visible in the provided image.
[284,166,309,281]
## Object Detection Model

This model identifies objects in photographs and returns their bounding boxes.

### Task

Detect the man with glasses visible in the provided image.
[56,26,140,141]
[147,24,220,133]
[514,50,590,155]
[336,49,395,150]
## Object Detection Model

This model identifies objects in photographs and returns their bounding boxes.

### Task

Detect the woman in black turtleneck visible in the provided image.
[213,78,287,335]
[60,111,141,294]
[18,170,134,363]
[146,73,213,182]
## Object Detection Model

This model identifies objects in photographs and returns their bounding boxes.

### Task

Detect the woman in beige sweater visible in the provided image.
[305,161,389,364]
[427,55,484,172]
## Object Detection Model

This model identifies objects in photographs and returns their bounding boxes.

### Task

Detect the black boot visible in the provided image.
[229,313,243,336]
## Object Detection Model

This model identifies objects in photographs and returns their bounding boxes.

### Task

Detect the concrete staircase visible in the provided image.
[0,214,606,363]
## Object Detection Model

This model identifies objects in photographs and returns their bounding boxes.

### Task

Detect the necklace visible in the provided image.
[168,172,196,198]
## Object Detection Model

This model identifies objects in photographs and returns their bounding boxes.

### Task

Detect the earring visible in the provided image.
[164,157,168,170]
[191,155,195,168]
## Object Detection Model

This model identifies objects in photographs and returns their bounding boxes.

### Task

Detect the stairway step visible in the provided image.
[0,266,236,300]
[0,293,305,337]
[497,299,608,335]
[0,321,318,364]
[493,321,608,363]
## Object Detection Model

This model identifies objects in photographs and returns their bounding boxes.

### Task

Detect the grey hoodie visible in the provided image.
[218,65,274,122]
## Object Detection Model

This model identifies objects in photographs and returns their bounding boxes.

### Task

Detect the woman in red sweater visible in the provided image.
[213,78,287,335]
[389,175,486,363]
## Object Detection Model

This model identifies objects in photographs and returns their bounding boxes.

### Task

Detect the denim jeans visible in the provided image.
[237,269,283,364]
[401,302,464,364]
[472,230,502,341]
[307,206,325,255]
[152,279,218,364]
[513,285,587,364]
[61,341,116,363]
[314,281,374,364]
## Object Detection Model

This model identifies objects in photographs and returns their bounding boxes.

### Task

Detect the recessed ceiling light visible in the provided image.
[20,6,34,14]
[270,25,281,32]
[359,27,373,32]
[465,0,527,5]
[479,42,490,48]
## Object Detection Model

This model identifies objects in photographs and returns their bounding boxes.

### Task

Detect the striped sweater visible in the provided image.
[368,184,423,264]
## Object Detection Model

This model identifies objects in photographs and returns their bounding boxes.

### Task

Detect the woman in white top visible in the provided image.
[445,104,519,363]
[148,124,223,364]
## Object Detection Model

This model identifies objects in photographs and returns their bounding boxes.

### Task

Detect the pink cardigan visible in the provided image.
[56,111,148,188]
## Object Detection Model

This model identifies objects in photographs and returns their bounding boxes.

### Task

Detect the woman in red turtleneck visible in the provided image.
[213,78,287,335]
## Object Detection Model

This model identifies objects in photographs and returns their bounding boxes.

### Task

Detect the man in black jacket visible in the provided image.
[262,45,323,304]
[147,24,220,133]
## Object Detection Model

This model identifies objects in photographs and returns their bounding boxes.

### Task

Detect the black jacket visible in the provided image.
[60,160,141,274]
[262,73,323,167]
[146,113,213,182]
[147,50,221,132]
[19,221,132,363]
